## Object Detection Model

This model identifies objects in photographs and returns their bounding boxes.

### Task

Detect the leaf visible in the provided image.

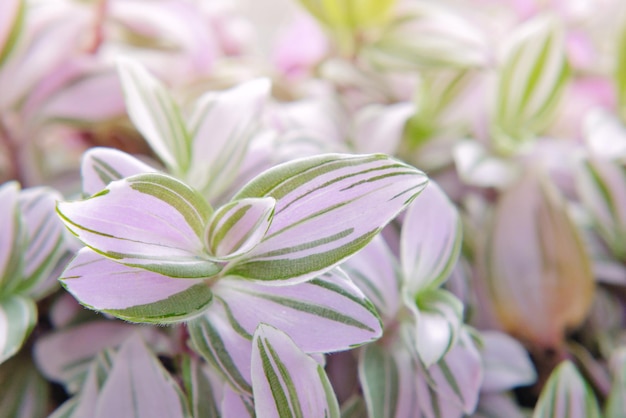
[342,235,402,321]
[480,331,536,393]
[453,140,520,189]
[228,153,428,283]
[606,347,626,418]
[222,386,255,418]
[214,268,382,352]
[0,181,25,296]
[359,342,419,418]
[401,181,462,294]
[182,355,223,418]
[251,323,340,418]
[298,0,396,30]
[94,334,191,418]
[533,361,601,418]
[352,102,415,155]
[81,147,157,196]
[421,328,483,415]
[0,0,24,67]
[0,353,49,418]
[412,288,464,367]
[205,197,275,260]
[493,14,570,153]
[34,320,171,393]
[187,78,270,200]
[57,172,219,278]
[188,299,254,394]
[60,248,213,324]
[0,295,36,365]
[116,58,190,174]
[17,187,68,296]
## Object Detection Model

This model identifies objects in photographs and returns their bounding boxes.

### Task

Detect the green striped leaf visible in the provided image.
[205,197,275,260]
[604,347,626,418]
[0,353,49,418]
[0,0,24,67]
[298,0,396,30]
[17,187,68,298]
[0,181,26,297]
[493,14,570,154]
[186,78,270,200]
[0,295,36,365]
[94,335,191,418]
[533,361,601,418]
[60,249,213,324]
[616,22,626,119]
[117,58,190,174]
[251,323,340,418]
[228,153,428,283]
[182,355,222,418]
[222,386,255,417]
[359,343,404,418]
[57,172,219,279]
[81,147,157,196]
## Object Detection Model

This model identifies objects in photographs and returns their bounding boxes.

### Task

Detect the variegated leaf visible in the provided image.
[81,147,157,196]
[251,323,340,418]
[533,361,601,418]
[576,155,626,261]
[213,269,381,352]
[0,295,36,365]
[340,395,368,418]
[493,14,569,153]
[0,181,25,296]
[342,235,402,322]
[187,78,270,200]
[34,320,171,393]
[0,0,23,67]
[228,153,428,283]
[60,248,213,323]
[359,342,419,418]
[352,102,415,155]
[0,354,49,418]
[16,187,67,297]
[605,347,626,418]
[205,197,275,260]
[421,328,483,415]
[411,288,464,367]
[117,58,190,174]
[188,299,254,394]
[94,335,191,418]
[298,0,395,30]
[57,172,219,278]
[182,355,223,418]
[401,181,462,294]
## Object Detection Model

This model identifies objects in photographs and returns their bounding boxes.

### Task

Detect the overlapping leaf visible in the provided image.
[117,58,190,174]
[0,181,25,296]
[228,153,428,283]
[60,248,213,323]
[0,354,49,418]
[81,147,157,196]
[251,324,340,418]
[57,172,219,278]
[93,335,191,418]
[182,356,223,418]
[401,181,462,294]
[0,0,24,67]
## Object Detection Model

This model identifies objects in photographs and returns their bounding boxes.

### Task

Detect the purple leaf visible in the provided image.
[227,153,428,283]
[401,181,462,294]
[353,102,415,155]
[222,386,255,418]
[60,248,213,323]
[0,181,24,295]
[480,331,536,393]
[81,147,157,196]
[94,335,191,418]
[57,172,219,278]
[251,324,340,418]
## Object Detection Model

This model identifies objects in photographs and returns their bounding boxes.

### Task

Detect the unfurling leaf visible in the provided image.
[251,323,340,418]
